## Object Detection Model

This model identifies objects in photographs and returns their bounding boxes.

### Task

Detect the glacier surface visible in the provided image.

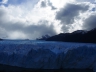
[0,40,96,71]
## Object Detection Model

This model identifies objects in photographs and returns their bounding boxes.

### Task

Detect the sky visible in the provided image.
[0,0,96,39]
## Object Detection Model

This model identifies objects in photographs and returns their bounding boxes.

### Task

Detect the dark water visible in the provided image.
[0,64,94,72]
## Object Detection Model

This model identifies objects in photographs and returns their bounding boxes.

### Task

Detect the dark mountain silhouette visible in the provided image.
[46,28,96,43]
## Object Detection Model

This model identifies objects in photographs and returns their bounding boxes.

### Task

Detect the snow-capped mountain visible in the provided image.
[0,40,95,71]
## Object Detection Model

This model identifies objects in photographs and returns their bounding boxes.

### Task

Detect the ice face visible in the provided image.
[0,40,96,71]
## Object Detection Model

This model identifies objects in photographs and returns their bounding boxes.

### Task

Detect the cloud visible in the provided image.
[0,6,56,39]
[56,3,90,24]
[0,14,57,39]
[0,19,57,39]
[41,1,46,8]
[47,0,57,10]
[0,1,57,39]
[55,3,91,32]
[82,13,96,30]
[22,22,56,39]
[0,27,8,38]
[76,0,95,3]
[40,0,57,10]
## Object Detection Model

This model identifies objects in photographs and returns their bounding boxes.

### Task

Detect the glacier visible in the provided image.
[0,40,96,71]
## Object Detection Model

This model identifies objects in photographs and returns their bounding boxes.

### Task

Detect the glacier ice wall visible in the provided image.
[0,40,96,71]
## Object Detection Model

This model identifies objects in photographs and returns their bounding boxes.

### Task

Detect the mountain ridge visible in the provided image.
[46,28,96,43]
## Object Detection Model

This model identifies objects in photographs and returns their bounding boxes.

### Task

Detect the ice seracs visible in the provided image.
[0,40,95,71]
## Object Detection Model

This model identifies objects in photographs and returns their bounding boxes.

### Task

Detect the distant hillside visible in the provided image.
[46,28,96,43]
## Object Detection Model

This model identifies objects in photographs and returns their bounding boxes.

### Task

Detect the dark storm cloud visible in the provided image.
[41,1,46,7]
[83,14,96,30]
[56,3,89,24]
